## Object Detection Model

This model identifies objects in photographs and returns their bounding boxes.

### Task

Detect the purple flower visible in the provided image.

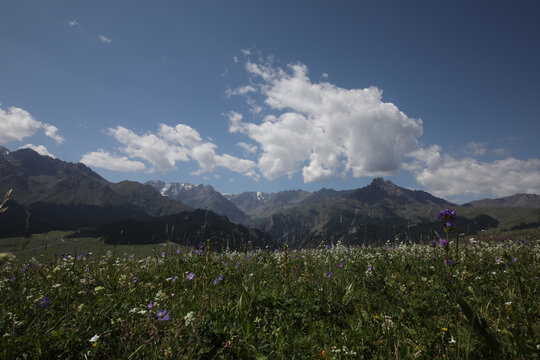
[133,276,138,283]
[438,209,456,230]
[9,276,16,282]
[187,273,195,281]
[430,241,437,248]
[213,274,223,286]
[147,300,153,309]
[367,266,373,271]
[160,252,166,258]
[171,275,178,283]
[438,209,456,222]
[36,297,52,310]
[338,261,344,268]
[156,309,170,321]
[176,249,182,254]
[446,260,454,266]
[326,271,333,278]
[512,257,518,262]
[439,238,449,247]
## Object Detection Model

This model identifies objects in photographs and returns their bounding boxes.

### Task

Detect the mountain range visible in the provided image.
[1,146,539,247]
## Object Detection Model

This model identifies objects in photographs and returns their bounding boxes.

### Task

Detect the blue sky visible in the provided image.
[1,0,539,203]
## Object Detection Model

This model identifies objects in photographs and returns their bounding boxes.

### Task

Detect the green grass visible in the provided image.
[0,231,538,359]
[0,231,181,263]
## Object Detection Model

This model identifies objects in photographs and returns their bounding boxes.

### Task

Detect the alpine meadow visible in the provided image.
[1,1,539,359]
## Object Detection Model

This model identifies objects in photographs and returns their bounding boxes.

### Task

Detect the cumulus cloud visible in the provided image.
[229,60,423,182]
[19,144,56,158]
[80,150,147,172]
[0,104,64,144]
[69,20,78,27]
[98,34,112,43]
[85,123,257,177]
[404,145,540,198]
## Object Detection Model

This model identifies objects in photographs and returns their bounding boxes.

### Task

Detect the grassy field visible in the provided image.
[0,228,538,359]
[0,231,180,263]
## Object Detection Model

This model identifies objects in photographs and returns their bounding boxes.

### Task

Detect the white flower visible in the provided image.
[89,334,100,343]
[52,283,61,288]
[448,336,456,344]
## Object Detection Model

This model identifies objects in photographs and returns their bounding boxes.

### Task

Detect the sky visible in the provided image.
[1,0,539,203]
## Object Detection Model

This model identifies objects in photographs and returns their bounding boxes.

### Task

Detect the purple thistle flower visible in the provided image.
[187,272,195,281]
[338,261,344,268]
[36,297,52,310]
[156,309,170,321]
[326,271,333,278]
[213,274,223,286]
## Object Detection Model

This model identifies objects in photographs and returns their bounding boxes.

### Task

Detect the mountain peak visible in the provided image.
[0,146,9,156]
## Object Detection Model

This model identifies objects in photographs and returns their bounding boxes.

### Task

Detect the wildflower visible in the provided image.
[89,334,100,344]
[171,275,178,283]
[36,297,52,310]
[187,272,195,281]
[430,241,437,248]
[52,283,61,288]
[184,311,195,326]
[338,261,344,268]
[367,266,372,271]
[512,257,518,262]
[438,209,456,232]
[8,276,15,282]
[439,238,449,247]
[147,300,153,309]
[156,309,170,321]
[133,276,138,283]
[448,336,456,344]
[326,271,333,278]
[442,327,448,332]
[213,274,223,286]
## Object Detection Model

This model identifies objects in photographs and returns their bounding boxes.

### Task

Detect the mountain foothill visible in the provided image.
[1,146,539,248]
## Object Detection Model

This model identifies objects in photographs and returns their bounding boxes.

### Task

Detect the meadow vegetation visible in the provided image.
[0,223,538,359]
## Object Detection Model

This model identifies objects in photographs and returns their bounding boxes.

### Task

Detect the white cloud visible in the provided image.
[0,104,64,145]
[233,56,239,63]
[321,73,329,79]
[69,20,78,27]
[226,85,256,97]
[99,124,257,177]
[43,124,65,144]
[98,34,112,43]
[241,49,251,56]
[404,146,540,198]
[230,60,423,182]
[80,150,146,172]
[19,144,56,158]
[0,105,42,143]
[236,142,258,154]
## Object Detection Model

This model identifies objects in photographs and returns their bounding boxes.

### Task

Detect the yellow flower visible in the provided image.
[442,327,448,332]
